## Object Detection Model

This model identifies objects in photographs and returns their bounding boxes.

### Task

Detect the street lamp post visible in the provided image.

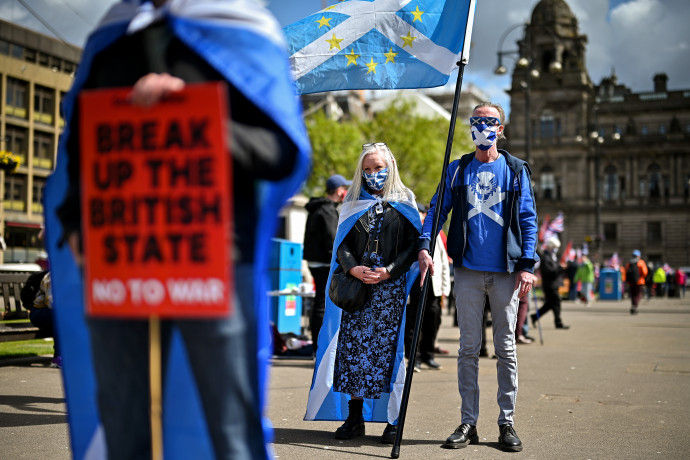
[494,23,540,164]
[588,116,621,263]
[591,129,604,259]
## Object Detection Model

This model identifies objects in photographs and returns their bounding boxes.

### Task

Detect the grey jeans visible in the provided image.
[454,267,520,426]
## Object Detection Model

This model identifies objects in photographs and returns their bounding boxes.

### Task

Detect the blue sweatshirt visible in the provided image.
[419,149,539,274]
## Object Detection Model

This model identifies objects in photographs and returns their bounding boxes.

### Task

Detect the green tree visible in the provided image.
[304,95,474,205]
[303,110,362,196]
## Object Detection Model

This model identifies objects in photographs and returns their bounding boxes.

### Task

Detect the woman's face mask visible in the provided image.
[363,168,388,191]
[470,116,501,151]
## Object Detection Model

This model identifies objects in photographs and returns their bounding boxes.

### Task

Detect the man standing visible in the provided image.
[418,102,538,452]
[625,250,648,314]
[532,237,569,329]
[303,174,350,350]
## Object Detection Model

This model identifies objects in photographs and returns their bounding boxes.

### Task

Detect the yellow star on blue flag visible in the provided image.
[283,0,477,94]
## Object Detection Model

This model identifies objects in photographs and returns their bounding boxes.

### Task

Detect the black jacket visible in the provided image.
[539,249,564,290]
[337,204,419,280]
[303,198,339,264]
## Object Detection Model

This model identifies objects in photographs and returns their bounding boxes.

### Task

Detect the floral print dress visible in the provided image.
[333,205,407,399]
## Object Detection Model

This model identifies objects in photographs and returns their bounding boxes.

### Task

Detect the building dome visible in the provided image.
[531,0,579,37]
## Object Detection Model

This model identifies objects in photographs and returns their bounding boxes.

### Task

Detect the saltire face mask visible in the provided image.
[470,116,501,151]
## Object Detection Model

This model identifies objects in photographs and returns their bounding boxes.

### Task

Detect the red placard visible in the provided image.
[79,82,233,318]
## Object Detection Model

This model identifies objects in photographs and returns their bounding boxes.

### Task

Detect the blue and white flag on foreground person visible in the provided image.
[305,189,421,424]
[42,1,309,459]
[284,0,477,94]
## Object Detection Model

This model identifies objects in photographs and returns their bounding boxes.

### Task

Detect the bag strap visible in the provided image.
[361,204,385,267]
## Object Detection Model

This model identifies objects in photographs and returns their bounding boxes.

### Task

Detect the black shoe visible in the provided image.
[498,424,523,452]
[555,324,570,330]
[530,314,538,327]
[422,358,442,370]
[479,349,489,358]
[441,424,478,449]
[335,400,365,439]
[630,307,638,315]
[335,418,365,439]
[381,423,397,444]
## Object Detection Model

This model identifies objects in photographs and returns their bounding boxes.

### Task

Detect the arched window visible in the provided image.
[603,165,618,200]
[648,163,661,198]
[541,166,555,200]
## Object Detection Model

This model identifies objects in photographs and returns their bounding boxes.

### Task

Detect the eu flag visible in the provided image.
[284,0,477,94]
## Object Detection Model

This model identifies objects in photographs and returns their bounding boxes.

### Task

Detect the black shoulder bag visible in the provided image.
[329,207,382,314]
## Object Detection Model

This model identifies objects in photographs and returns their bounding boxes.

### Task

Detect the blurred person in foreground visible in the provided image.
[418,102,539,452]
[305,143,421,444]
[44,1,310,459]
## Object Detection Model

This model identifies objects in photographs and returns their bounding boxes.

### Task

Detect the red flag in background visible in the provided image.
[538,214,550,243]
[560,241,574,265]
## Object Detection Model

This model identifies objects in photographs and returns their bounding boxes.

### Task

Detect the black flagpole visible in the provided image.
[390,60,467,459]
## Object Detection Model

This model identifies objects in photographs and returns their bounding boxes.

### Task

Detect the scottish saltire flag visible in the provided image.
[43,1,310,459]
[284,0,477,94]
[305,191,421,424]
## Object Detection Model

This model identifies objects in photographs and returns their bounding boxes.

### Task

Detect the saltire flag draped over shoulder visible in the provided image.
[283,0,477,94]
[304,193,421,424]
[42,1,310,459]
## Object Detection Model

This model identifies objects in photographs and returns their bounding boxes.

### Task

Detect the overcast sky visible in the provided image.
[2,0,689,120]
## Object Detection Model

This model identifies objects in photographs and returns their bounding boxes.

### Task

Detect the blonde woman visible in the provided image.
[305,143,421,444]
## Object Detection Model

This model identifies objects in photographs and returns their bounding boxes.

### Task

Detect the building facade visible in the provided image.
[504,0,690,269]
[0,19,80,263]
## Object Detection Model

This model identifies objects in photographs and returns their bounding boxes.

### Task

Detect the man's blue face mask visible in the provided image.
[470,116,501,151]
[363,168,388,191]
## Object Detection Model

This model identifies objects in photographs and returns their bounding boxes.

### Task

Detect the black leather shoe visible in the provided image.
[555,324,570,330]
[498,424,523,452]
[335,418,365,439]
[380,423,397,444]
[422,358,442,370]
[530,314,538,327]
[441,424,478,449]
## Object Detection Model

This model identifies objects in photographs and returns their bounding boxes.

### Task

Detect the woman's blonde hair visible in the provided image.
[344,143,415,203]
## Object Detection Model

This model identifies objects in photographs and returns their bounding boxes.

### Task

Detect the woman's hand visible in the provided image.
[129,73,185,107]
[349,266,390,284]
